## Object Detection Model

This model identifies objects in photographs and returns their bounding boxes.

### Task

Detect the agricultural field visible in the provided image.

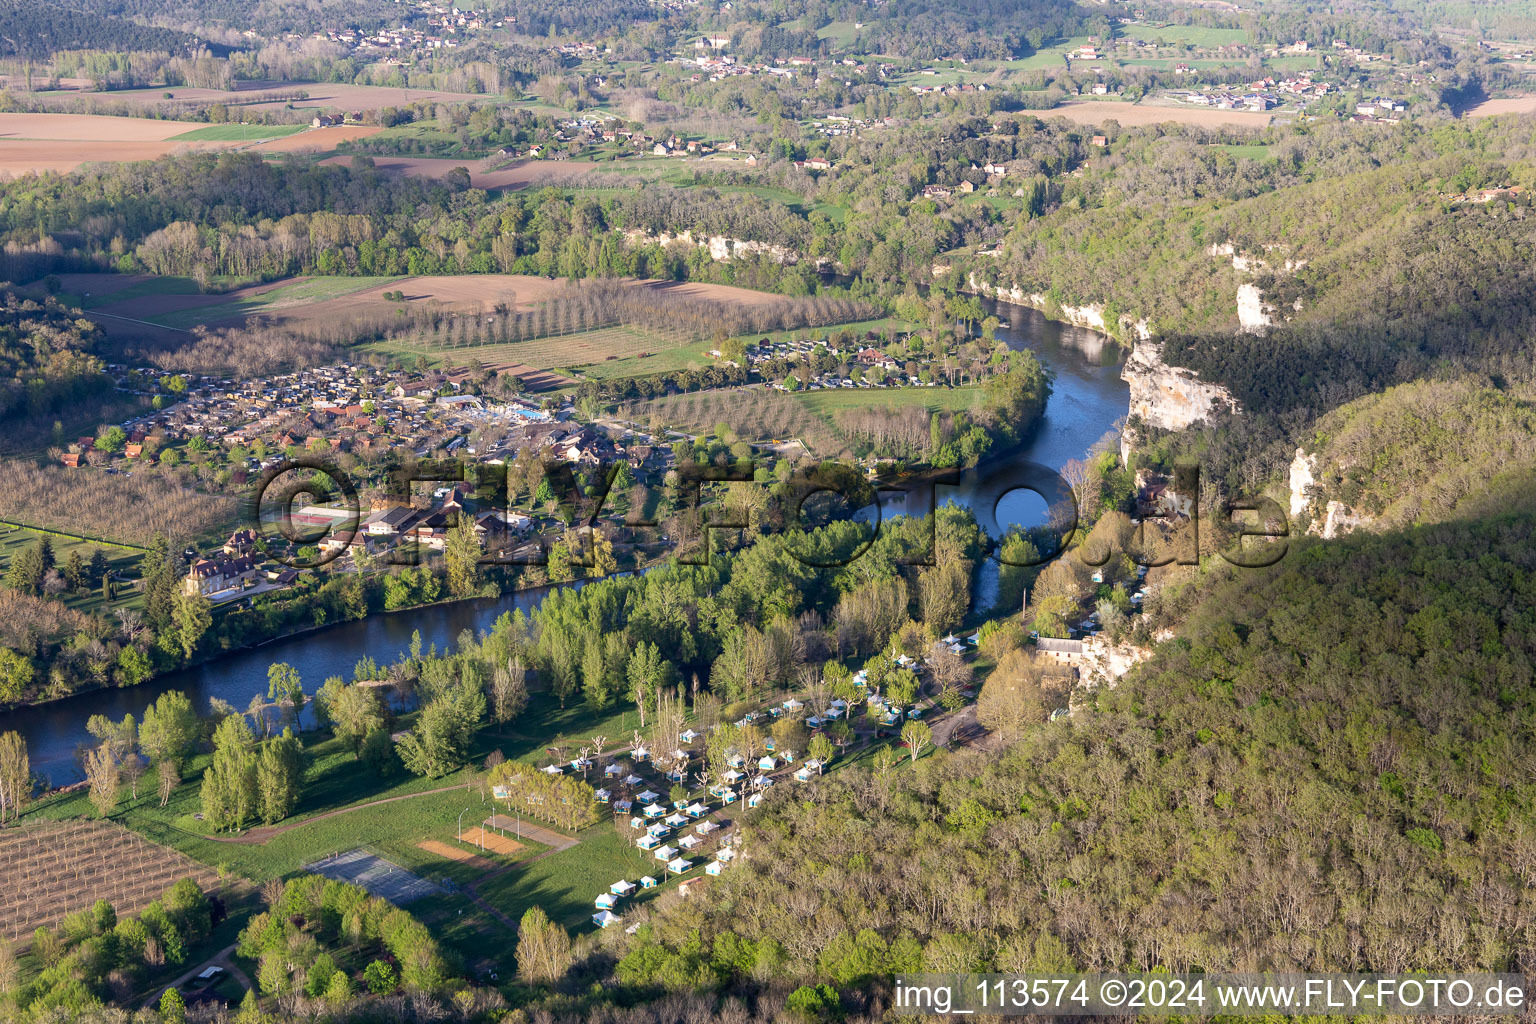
[0,819,221,942]
[133,276,404,331]
[372,324,697,378]
[1044,100,1277,128]
[0,112,251,174]
[169,123,306,142]
[251,125,383,152]
[26,81,494,115]
[1465,93,1536,117]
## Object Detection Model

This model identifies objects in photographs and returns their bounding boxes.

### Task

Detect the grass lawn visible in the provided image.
[816,19,861,46]
[1120,23,1250,46]
[147,276,403,330]
[793,383,983,419]
[738,316,917,346]
[172,124,308,142]
[0,523,145,615]
[476,822,674,932]
[577,339,717,379]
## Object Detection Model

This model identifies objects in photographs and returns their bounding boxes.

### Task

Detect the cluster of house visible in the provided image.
[1351,97,1409,123]
[71,365,555,473]
[919,160,1014,200]
[314,1,499,59]
[1171,88,1285,112]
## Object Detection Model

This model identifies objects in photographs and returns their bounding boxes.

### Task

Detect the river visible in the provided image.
[3,299,1127,785]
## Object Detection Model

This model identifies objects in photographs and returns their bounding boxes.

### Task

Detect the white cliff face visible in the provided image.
[1289,447,1371,538]
[1288,448,1317,520]
[622,228,796,264]
[1237,282,1271,331]
[963,273,1152,341]
[1123,339,1239,432]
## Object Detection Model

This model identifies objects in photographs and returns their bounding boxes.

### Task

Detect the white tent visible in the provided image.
[664,812,688,827]
[593,910,621,928]
[679,833,703,849]
[637,789,661,803]
[595,892,618,909]
[667,857,693,874]
[640,875,658,889]
[654,844,680,861]
[644,802,667,817]
[542,764,563,774]
[680,729,700,743]
[595,788,611,802]
[610,880,637,896]
[685,801,709,817]
[782,698,804,711]
[622,774,643,786]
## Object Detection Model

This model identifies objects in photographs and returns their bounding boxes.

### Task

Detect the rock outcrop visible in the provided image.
[1288,447,1370,538]
[622,228,797,264]
[963,273,1152,342]
[1236,282,1272,332]
[1123,339,1238,433]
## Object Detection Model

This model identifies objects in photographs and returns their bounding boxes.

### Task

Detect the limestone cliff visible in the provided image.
[621,228,797,264]
[1123,339,1238,433]
[962,272,1152,342]
[1287,446,1370,538]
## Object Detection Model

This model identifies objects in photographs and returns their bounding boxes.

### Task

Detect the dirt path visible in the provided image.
[144,943,253,1010]
[206,784,464,844]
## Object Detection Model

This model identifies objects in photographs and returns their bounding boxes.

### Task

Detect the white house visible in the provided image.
[595,892,618,909]
[705,860,725,876]
[654,844,680,862]
[667,857,692,874]
[610,880,637,896]
[593,910,621,928]
[640,875,658,889]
